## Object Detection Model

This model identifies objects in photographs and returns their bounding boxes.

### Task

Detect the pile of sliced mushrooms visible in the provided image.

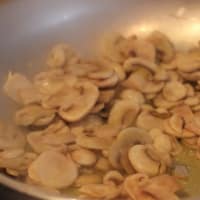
[2,30,200,200]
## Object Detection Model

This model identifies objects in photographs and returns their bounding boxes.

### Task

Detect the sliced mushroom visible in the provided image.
[123,57,157,73]
[34,70,65,96]
[28,151,78,189]
[27,120,73,153]
[58,81,99,122]
[123,69,164,94]
[120,89,145,105]
[75,174,102,187]
[97,59,126,81]
[162,81,187,102]
[153,94,182,109]
[0,149,37,176]
[71,148,97,166]
[128,145,165,176]
[119,37,156,61]
[108,100,140,129]
[47,44,78,68]
[15,105,55,126]
[99,33,125,63]
[143,175,181,200]
[79,183,121,199]
[124,173,151,200]
[88,69,119,89]
[108,127,152,169]
[147,31,175,62]
[65,63,98,77]
[95,157,112,172]
[175,52,200,73]
[0,122,26,149]
[3,72,33,103]
[76,135,112,150]
[136,111,164,131]
[103,170,124,185]
[98,89,115,104]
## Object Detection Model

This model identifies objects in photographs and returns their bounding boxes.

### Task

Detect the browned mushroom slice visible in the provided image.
[143,175,181,200]
[108,100,140,129]
[147,31,175,62]
[175,52,200,73]
[162,81,187,102]
[136,111,164,131]
[15,105,55,126]
[76,135,112,150]
[108,127,152,169]
[28,151,78,189]
[58,82,99,122]
[120,89,145,105]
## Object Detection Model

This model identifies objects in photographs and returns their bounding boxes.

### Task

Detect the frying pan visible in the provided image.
[0,0,200,199]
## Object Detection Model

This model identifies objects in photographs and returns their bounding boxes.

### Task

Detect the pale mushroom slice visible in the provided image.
[136,111,164,131]
[123,57,157,73]
[65,63,98,77]
[15,105,56,126]
[98,32,125,63]
[88,69,119,89]
[119,37,156,61]
[162,81,187,102]
[34,70,65,96]
[58,81,99,122]
[42,86,79,109]
[0,149,37,176]
[28,151,78,189]
[108,127,152,169]
[47,44,78,68]
[147,31,175,63]
[0,121,26,149]
[108,100,140,129]
[3,72,44,105]
[128,145,166,176]
[123,69,164,94]
[97,58,126,81]
[27,120,74,153]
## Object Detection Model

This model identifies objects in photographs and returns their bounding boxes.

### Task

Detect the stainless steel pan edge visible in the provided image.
[0,0,200,199]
